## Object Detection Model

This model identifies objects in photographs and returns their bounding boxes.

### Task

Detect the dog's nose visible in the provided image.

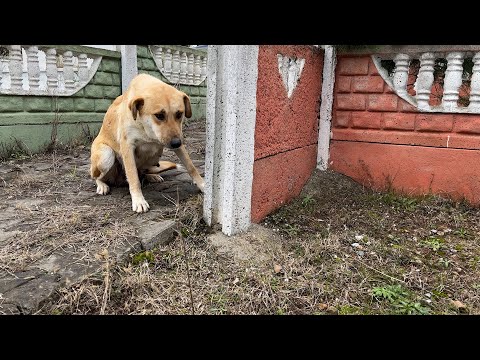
[170,138,182,149]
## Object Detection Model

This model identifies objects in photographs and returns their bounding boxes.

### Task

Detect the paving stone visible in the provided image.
[0,269,45,294]
[33,252,102,287]
[0,303,21,315]
[131,219,177,250]
[0,230,22,243]
[109,239,143,263]
[3,273,58,313]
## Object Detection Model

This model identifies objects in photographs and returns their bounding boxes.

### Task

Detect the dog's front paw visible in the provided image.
[194,177,205,193]
[132,196,150,213]
[96,182,110,195]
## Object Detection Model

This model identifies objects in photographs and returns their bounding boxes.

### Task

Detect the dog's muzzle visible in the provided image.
[170,138,182,149]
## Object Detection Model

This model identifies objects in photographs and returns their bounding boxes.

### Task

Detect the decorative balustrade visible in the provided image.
[0,45,102,96]
[149,45,207,86]
[370,45,480,113]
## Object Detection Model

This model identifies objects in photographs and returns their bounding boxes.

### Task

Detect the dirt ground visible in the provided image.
[2,118,480,314]
[0,119,205,314]
[43,174,480,314]
[28,166,480,315]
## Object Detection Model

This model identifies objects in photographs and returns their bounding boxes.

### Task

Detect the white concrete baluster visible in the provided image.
[171,50,180,83]
[469,52,480,111]
[0,57,4,88]
[179,51,187,83]
[9,45,23,91]
[194,54,201,84]
[187,53,194,84]
[78,53,88,83]
[442,52,464,111]
[26,46,40,91]
[164,48,172,79]
[415,52,435,110]
[393,53,409,96]
[201,56,207,82]
[45,48,58,91]
[63,51,75,91]
[155,46,164,70]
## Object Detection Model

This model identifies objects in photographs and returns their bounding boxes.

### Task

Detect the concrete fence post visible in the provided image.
[203,45,260,236]
[120,45,138,93]
[317,45,337,170]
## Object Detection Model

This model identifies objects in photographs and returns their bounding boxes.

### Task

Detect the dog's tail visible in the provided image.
[158,161,178,172]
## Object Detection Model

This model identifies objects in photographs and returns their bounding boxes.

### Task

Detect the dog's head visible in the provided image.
[127,74,192,149]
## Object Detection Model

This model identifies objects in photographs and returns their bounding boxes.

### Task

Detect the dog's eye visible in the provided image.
[155,112,165,121]
[175,111,183,120]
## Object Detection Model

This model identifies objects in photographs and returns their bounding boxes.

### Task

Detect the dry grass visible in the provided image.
[39,170,480,315]
[4,117,479,315]
[0,202,136,273]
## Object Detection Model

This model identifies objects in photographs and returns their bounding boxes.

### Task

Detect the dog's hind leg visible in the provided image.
[145,161,177,174]
[90,143,115,195]
[143,161,178,183]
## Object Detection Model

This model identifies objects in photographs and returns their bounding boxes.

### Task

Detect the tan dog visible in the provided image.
[90,74,205,213]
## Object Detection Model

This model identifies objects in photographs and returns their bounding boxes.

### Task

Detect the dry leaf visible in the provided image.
[318,303,328,311]
[274,264,282,273]
[450,300,468,313]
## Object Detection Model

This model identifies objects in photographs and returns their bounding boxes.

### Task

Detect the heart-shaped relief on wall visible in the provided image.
[277,54,305,98]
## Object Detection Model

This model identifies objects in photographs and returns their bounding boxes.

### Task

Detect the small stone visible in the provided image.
[274,264,282,274]
[426,299,432,304]
[354,235,364,241]
[326,306,337,314]
[425,293,431,298]
[356,251,364,256]
[233,277,239,285]
[430,229,438,234]
[351,242,360,248]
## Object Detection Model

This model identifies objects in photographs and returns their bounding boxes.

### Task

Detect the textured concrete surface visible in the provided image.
[330,54,480,204]
[329,140,480,204]
[251,144,317,223]
[203,45,259,235]
[251,45,323,223]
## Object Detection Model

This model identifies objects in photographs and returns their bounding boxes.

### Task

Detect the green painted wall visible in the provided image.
[0,45,207,156]
[0,56,121,153]
[0,55,121,154]
[136,45,207,121]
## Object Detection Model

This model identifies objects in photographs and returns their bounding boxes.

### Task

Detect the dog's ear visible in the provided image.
[183,95,192,118]
[129,97,144,120]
